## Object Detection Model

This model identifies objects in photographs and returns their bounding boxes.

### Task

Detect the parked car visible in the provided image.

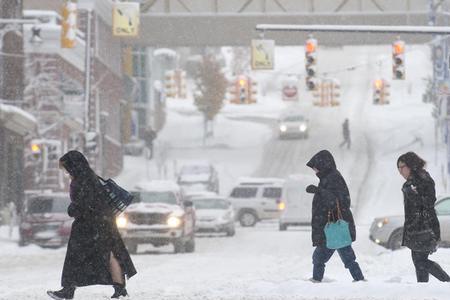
[191,196,235,236]
[278,113,309,139]
[19,192,72,248]
[369,195,450,250]
[278,174,315,231]
[177,161,219,193]
[228,178,284,227]
[116,180,196,254]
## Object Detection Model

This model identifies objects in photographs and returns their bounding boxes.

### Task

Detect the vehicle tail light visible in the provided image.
[58,220,73,236]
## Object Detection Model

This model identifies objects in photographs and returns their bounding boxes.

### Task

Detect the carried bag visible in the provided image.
[97,177,134,216]
[407,208,438,252]
[324,199,352,250]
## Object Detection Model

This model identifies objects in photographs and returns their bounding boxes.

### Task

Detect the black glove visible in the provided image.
[402,182,417,196]
[306,184,318,194]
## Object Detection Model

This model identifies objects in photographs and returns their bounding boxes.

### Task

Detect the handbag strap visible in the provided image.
[336,199,344,220]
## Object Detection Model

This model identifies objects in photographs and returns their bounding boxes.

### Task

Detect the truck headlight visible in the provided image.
[279,125,287,132]
[299,124,307,132]
[116,215,128,228]
[167,216,182,228]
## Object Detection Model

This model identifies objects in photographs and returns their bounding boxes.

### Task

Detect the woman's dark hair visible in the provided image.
[397,152,426,171]
[59,150,96,180]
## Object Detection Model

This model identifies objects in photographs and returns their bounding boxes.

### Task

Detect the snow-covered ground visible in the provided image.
[2,45,450,300]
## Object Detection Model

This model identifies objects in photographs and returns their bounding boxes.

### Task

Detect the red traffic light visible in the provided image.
[305,41,316,53]
[393,42,404,55]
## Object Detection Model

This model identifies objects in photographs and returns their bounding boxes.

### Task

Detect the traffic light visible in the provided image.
[238,77,247,103]
[305,36,318,91]
[31,143,42,161]
[61,1,77,48]
[392,39,405,80]
[46,144,60,160]
[373,79,390,104]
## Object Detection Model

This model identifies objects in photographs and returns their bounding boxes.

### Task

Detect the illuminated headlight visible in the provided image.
[377,218,389,228]
[299,124,307,132]
[278,201,286,211]
[116,215,128,228]
[279,125,287,132]
[167,216,182,228]
[375,239,381,244]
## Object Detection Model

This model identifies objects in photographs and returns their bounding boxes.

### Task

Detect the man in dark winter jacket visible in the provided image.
[306,150,364,282]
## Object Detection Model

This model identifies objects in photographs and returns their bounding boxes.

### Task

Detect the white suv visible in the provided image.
[228,178,284,227]
[116,180,196,254]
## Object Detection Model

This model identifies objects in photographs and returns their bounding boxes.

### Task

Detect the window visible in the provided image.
[132,191,177,205]
[263,187,282,198]
[435,199,450,215]
[230,187,257,198]
[28,197,70,214]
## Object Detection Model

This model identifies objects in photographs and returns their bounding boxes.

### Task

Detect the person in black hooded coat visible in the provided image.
[397,152,450,282]
[47,150,137,300]
[306,150,364,282]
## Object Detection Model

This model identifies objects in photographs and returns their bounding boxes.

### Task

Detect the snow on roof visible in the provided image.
[237,177,285,186]
[23,10,61,18]
[134,180,180,192]
[0,104,37,124]
[153,48,177,57]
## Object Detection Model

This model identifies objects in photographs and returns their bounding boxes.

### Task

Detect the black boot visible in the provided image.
[47,287,75,300]
[111,283,128,299]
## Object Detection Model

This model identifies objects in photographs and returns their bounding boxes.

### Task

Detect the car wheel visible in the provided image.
[279,223,287,231]
[126,242,138,254]
[174,239,186,254]
[388,229,404,250]
[185,236,195,253]
[239,211,258,227]
[226,227,236,237]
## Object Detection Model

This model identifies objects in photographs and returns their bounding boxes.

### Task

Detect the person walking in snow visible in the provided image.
[306,150,365,282]
[397,152,450,282]
[339,119,351,150]
[47,150,137,300]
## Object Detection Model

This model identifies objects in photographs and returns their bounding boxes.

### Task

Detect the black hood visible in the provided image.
[59,150,95,179]
[306,150,337,177]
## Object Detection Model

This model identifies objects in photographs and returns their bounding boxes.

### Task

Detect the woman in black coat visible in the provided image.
[306,150,364,282]
[47,150,137,299]
[397,152,449,282]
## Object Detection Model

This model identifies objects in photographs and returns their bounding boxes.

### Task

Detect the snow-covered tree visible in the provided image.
[193,55,228,143]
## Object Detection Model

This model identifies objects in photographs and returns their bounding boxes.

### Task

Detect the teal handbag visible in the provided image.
[324,199,352,249]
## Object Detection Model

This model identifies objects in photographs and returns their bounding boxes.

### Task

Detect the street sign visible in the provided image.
[112,2,140,37]
[251,39,275,70]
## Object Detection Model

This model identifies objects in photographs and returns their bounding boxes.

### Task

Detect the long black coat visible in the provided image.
[401,169,440,250]
[307,150,356,247]
[60,151,137,287]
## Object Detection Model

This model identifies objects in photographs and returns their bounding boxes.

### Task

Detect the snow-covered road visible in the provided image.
[3,45,450,300]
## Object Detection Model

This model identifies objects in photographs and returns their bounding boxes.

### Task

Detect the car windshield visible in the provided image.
[27,196,70,214]
[193,199,229,209]
[133,191,178,205]
[230,187,257,198]
[181,165,210,174]
[283,115,305,122]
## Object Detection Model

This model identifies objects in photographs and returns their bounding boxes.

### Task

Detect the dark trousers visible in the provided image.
[411,250,450,282]
[339,137,351,149]
[313,245,364,281]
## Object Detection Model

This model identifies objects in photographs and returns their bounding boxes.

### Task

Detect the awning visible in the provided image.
[0,104,37,136]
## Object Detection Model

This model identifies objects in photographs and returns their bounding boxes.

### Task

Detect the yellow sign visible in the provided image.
[113,2,140,37]
[251,39,275,70]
